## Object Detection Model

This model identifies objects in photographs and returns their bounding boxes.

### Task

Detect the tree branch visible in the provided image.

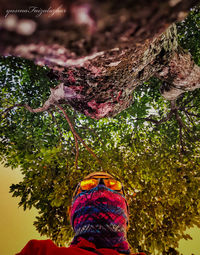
[134,100,176,125]
[184,110,195,126]
[47,109,64,144]
[54,105,79,168]
[175,111,185,153]
[181,110,200,118]
[1,101,53,118]
[23,83,71,114]
[74,135,79,170]
[179,126,185,153]
[24,103,52,113]
[1,104,25,118]
[1,101,101,167]
[174,108,193,153]
[55,103,101,165]
[178,96,194,109]
[134,111,174,126]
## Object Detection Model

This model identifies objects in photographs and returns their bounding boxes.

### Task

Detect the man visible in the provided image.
[16,172,145,255]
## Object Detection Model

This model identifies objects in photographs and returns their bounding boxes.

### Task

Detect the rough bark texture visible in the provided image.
[0,0,199,118]
[158,47,200,100]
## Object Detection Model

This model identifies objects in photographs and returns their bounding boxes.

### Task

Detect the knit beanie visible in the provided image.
[69,184,131,254]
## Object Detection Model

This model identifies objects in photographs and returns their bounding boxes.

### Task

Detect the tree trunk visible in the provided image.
[0,0,199,118]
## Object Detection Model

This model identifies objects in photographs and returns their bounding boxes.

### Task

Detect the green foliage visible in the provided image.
[177,5,200,66]
[1,7,200,255]
[0,56,60,167]
[0,56,58,108]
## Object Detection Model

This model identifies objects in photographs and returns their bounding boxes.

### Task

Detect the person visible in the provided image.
[16,172,146,255]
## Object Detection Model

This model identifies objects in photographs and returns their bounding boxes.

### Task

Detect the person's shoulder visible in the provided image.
[16,239,56,255]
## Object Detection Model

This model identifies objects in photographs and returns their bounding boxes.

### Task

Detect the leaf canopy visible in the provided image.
[0,6,200,255]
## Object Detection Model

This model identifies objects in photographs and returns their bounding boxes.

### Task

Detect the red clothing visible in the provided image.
[16,237,146,255]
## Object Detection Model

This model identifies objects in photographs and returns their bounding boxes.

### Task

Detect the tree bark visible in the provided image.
[157,47,200,100]
[0,0,199,119]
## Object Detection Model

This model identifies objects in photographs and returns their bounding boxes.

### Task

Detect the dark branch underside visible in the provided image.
[0,0,199,119]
